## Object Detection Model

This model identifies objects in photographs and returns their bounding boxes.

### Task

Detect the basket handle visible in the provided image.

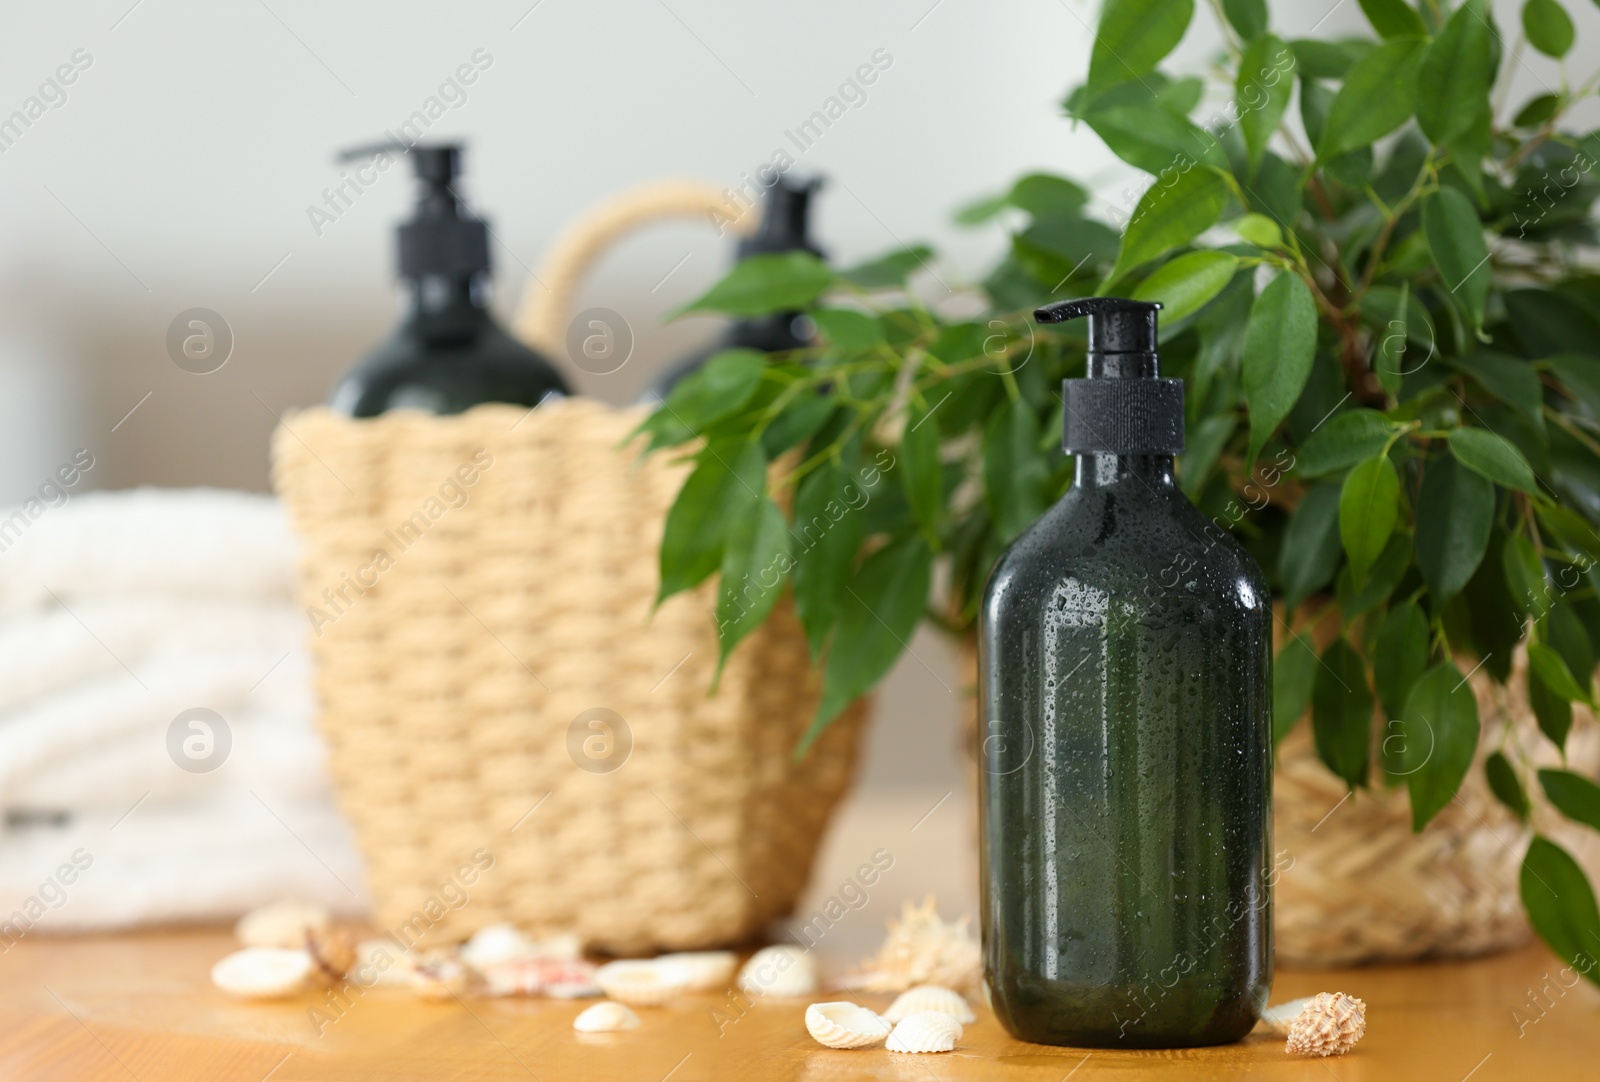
[513,180,756,361]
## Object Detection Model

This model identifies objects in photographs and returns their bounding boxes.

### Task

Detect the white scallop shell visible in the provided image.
[211,947,315,999]
[234,899,329,949]
[884,985,976,1024]
[805,1002,892,1049]
[885,1010,962,1053]
[573,1001,641,1032]
[737,946,818,998]
[595,959,694,1006]
[656,951,737,991]
[460,923,538,970]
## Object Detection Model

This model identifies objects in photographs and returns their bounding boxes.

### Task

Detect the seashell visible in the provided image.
[737,946,818,998]
[595,959,693,1006]
[1257,996,1312,1034]
[481,956,602,998]
[842,898,981,994]
[234,899,329,949]
[408,952,471,1001]
[461,923,538,970]
[353,939,413,987]
[883,985,975,1024]
[805,1002,891,1049]
[657,951,737,991]
[1284,992,1366,1057]
[573,1001,641,1032]
[305,929,355,985]
[885,1010,962,1053]
[211,947,315,999]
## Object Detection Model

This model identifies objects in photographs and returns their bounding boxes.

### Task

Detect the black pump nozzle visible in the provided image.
[338,140,489,281]
[1036,297,1184,456]
[740,174,825,261]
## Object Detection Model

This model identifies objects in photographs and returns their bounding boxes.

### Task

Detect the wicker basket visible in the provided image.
[959,633,1599,967]
[271,183,866,953]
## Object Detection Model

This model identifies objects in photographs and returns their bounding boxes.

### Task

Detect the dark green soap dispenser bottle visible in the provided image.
[978,298,1272,1049]
[330,142,570,416]
[638,174,824,403]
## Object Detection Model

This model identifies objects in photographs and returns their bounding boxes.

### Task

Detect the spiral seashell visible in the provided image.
[595,959,694,1006]
[573,1001,642,1032]
[656,951,737,991]
[805,1002,892,1049]
[211,947,315,999]
[883,985,975,1024]
[234,899,329,949]
[885,1010,962,1053]
[1284,992,1366,1057]
[737,946,818,998]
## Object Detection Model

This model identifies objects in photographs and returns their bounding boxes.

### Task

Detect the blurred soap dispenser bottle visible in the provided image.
[639,173,824,403]
[330,142,570,416]
[978,298,1272,1048]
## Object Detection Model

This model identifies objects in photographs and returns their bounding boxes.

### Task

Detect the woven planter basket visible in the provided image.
[959,631,1599,967]
[273,401,865,953]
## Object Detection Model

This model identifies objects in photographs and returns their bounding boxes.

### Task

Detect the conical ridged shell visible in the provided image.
[737,946,818,997]
[573,1001,641,1032]
[805,1002,892,1048]
[884,985,975,1024]
[885,1010,962,1053]
[1285,992,1366,1057]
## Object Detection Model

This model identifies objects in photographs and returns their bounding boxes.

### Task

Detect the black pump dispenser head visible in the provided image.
[739,174,825,261]
[338,141,490,281]
[1035,297,1184,456]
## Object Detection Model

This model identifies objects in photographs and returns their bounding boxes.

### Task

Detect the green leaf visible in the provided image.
[1503,532,1548,616]
[1415,455,1495,602]
[1486,752,1530,821]
[1089,0,1196,95]
[1290,37,1375,79]
[1531,662,1575,750]
[1180,414,1236,499]
[1415,2,1495,145]
[657,349,767,436]
[811,308,883,351]
[1340,454,1401,585]
[1540,768,1600,831]
[1110,166,1230,281]
[1242,271,1319,464]
[1549,354,1600,418]
[1233,213,1282,249]
[1513,92,1563,128]
[1280,482,1344,611]
[1313,637,1374,789]
[954,192,1008,226]
[1237,35,1296,167]
[1548,602,1594,696]
[984,398,1050,543]
[1359,0,1427,38]
[1422,187,1491,330]
[760,391,835,458]
[1132,251,1239,323]
[677,251,834,317]
[1294,409,1395,476]
[1523,0,1576,58]
[658,441,766,604]
[840,246,934,289]
[1222,0,1267,40]
[1520,836,1600,985]
[1452,353,1547,429]
[1449,427,1540,494]
[1374,600,1430,719]
[1319,37,1427,159]
[1337,532,1411,618]
[1084,102,1227,176]
[799,537,933,755]
[1273,632,1319,745]
[1392,661,1480,830]
[713,497,791,681]
[1529,641,1595,705]
[1008,173,1092,218]
[791,458,867,658]
[901,400,942,535]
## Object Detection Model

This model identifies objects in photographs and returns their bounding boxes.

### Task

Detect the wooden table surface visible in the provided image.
[0,927,1594,1081]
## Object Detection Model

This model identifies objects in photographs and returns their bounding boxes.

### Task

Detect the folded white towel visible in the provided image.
[0,488,295,617]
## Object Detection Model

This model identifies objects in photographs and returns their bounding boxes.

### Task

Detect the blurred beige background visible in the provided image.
[0,0,1584,836]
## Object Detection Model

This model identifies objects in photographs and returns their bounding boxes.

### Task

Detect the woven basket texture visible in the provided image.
[272,399,865,953]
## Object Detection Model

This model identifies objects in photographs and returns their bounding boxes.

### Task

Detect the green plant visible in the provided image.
[642,0,1600,978]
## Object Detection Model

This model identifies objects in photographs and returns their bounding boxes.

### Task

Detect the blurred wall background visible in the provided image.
[0,0,1586,794]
